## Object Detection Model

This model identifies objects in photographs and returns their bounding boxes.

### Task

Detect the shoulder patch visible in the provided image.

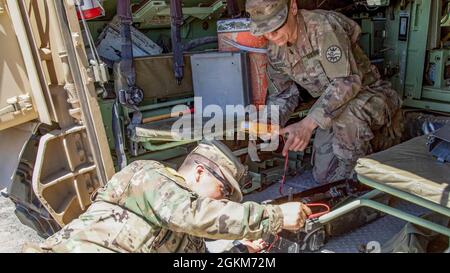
[325,45,342,63]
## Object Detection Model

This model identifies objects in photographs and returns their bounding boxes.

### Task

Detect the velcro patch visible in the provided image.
[326,45,342,63]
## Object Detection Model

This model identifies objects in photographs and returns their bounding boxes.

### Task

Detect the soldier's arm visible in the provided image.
[142,177,284,241]
[307,18,364,130]
[265,61,300,126]
[307,75,362,129]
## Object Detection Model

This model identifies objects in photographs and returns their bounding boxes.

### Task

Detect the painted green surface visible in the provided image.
[383,0,450,112]
[97,99,116,151]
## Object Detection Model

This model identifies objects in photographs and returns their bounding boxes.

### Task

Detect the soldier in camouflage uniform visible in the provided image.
[24,140,311,253]
[247,0,404,184]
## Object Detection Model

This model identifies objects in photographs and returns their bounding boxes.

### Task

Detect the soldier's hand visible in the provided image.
[240,239,268,253]
[279,202,312,231]
[280,117,318,156]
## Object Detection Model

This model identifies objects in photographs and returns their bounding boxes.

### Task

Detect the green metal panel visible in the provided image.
[129,145,193,162]
[137,97,194,121]
[360,18,373,58]
[143,18,220,51]
[98,99,116,151]
[427,50,450,89]
[87,20,109,42]
[141,140,196,151]
[384,1,450,112]
[404,0,432,99]
[403,98,450,112]
[138,98,193,111]
[422,87,450,102]
[383,4,409,96]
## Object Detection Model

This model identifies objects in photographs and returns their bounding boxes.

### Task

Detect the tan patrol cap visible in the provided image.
[246,0,290,36]
[189,140,247,202]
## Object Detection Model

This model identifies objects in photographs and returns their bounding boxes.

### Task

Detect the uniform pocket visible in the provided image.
[297,59,330,98]
[347,88,384,127]
[270,58,290,72]
[184,236,205,253]
[112,212,153,252]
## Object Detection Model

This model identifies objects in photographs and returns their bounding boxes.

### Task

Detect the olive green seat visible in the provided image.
[356,135,450,208]
[133,116,239,151]
[315,135,450,242]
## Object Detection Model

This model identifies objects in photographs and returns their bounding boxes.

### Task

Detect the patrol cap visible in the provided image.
[246,0,290,36]
[188,140,247,202]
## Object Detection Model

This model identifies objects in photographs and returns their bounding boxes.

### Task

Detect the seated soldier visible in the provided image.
[24,140,311,253]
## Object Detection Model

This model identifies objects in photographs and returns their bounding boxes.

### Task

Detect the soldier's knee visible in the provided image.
[313,156,356,184]
[313,168,330,184]
[312,153,338,184]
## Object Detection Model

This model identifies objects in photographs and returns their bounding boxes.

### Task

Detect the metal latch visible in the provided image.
[0,95,33,117]
[88,60,109,84]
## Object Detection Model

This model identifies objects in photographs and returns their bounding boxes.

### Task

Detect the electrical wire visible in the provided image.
[75,0,103,64]
[263,202,330,253]
[265,235,279,253]
[278,136,289,196]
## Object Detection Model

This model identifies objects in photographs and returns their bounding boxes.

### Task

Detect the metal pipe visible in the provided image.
[317,197,450,237]
[138,98,194,112]
[112,102,127,170]
[183,36,218,51]
[359,189,386,200]
[221,37,268,53]
[142,107,193,124]
[358,175,450,217]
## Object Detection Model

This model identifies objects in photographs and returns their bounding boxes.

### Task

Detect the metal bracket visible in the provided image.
[88,60,109,84]
[268,222,327,253]
[0,95,33,117]
[118,86,144,106]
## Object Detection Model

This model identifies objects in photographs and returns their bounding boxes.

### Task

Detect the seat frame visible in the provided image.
[315,175,450,250]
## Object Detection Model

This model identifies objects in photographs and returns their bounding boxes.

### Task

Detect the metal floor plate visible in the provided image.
[243,170,430,253]
[322,201,428,253]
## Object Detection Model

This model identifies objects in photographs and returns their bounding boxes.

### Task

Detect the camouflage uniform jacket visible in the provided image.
[38,161,284,253]
[266,9,382,126]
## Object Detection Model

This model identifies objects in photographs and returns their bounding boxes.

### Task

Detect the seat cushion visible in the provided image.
[355,135,450,208]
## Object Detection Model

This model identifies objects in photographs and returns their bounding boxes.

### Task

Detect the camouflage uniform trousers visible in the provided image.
[312,80,403,184]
